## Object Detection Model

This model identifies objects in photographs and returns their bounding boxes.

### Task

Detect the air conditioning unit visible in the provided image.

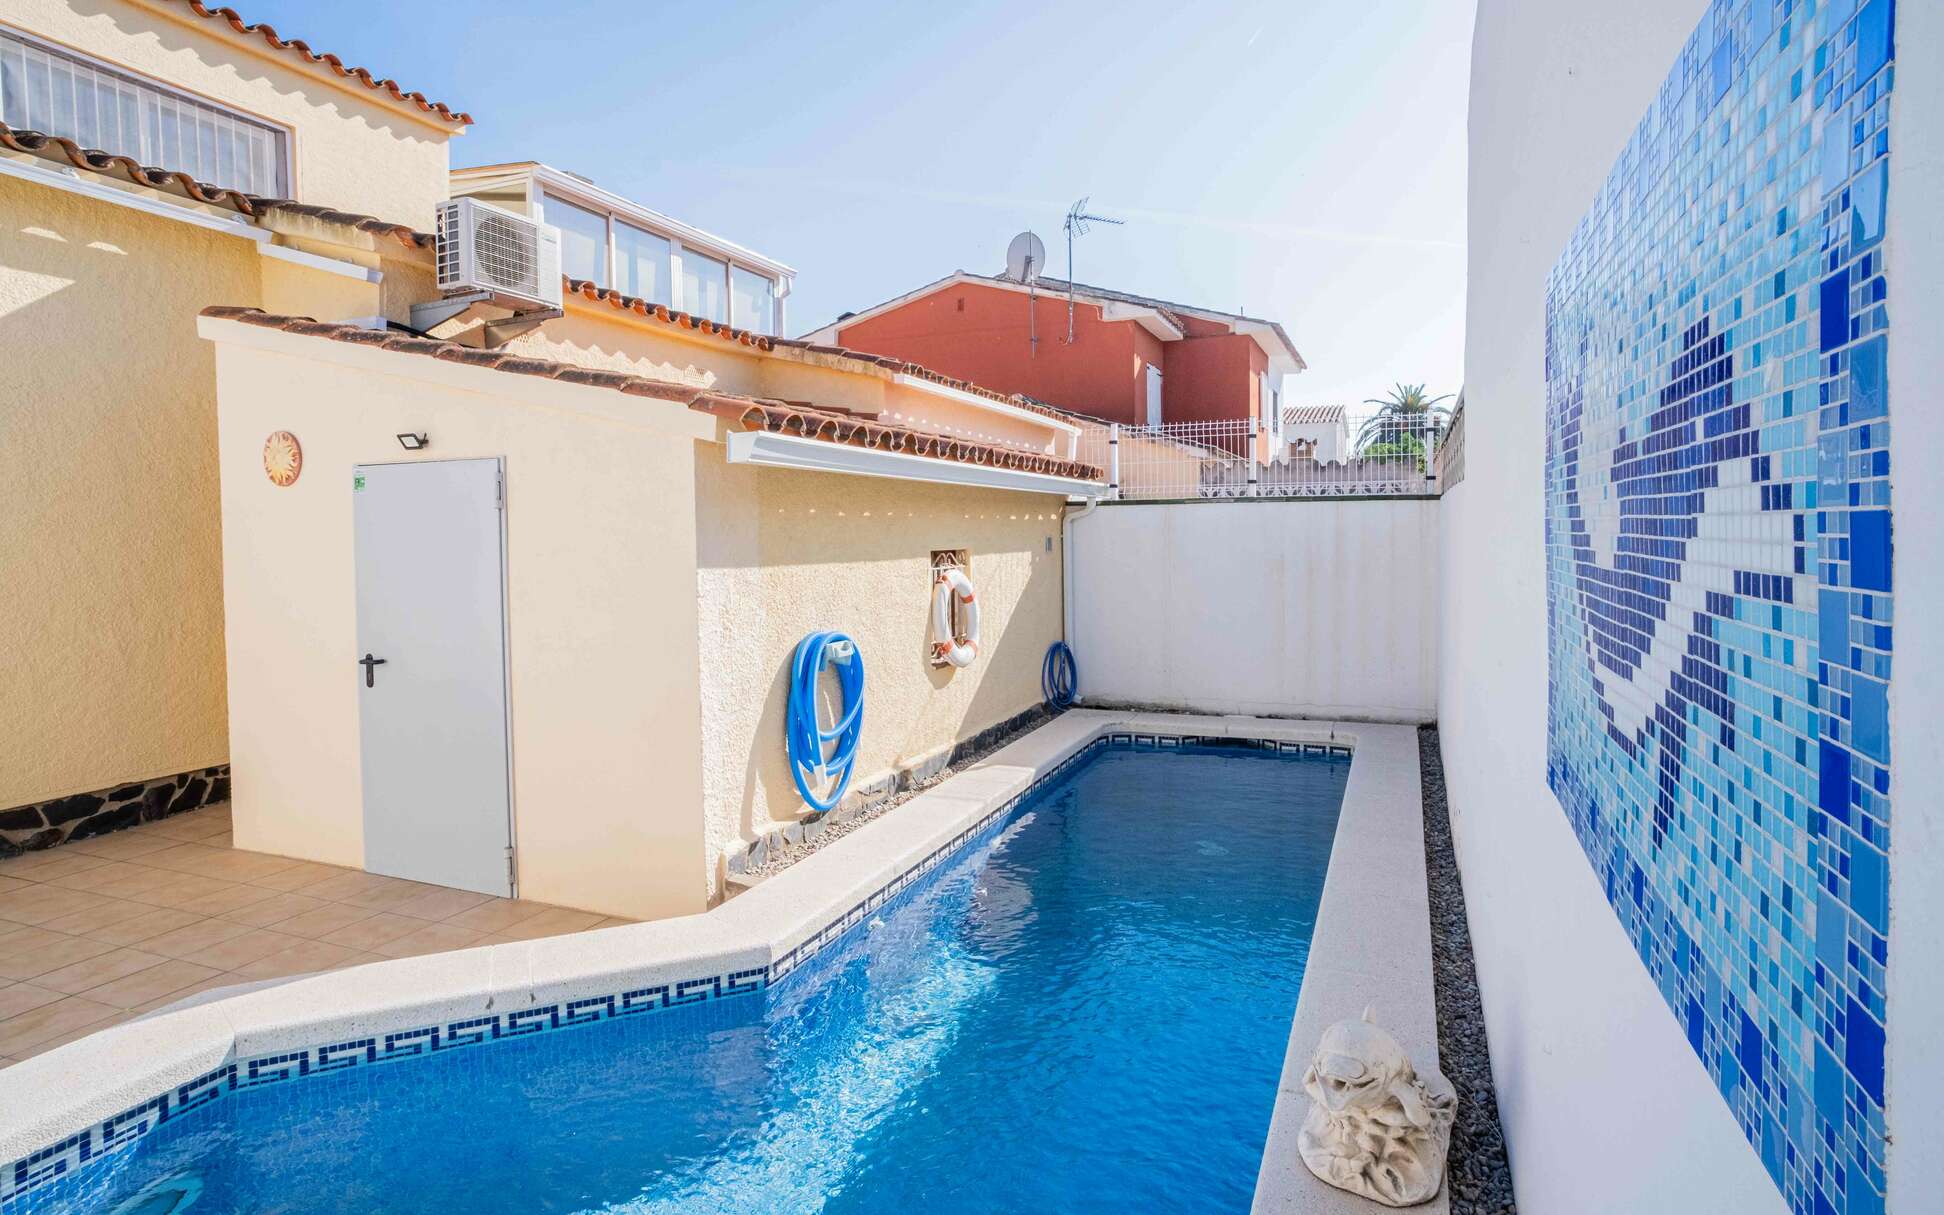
[434,197,561,309]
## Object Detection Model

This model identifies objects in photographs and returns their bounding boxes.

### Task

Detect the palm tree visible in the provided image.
[1355,383,1455,459]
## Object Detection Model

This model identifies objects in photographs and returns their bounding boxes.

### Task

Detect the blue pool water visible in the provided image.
[43,742,1346,1213]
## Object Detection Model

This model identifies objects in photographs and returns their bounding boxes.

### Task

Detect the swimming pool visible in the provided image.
[18,739,1347,1213]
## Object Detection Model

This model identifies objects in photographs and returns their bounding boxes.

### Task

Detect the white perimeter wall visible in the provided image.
[1068,500,1438,722]
[1453,2,1942,1212]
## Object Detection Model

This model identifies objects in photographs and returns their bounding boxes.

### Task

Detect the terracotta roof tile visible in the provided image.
[198,307,1103,484]
[564,279,1077,426]
[1,121,432,248]
[160,1,472,125]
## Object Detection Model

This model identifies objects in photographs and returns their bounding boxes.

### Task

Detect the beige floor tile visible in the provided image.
[16,1010,136,1059]
[0,983,64,1019]
[0,851,110,883]
[0,934,116,982]
[78,959,223,1010]
[133,874,244,911]
[179,928,304,972]
[243,861,355,894]
[221,891,327,929]
[272,902,378,940]
[88,906,202,946]
[339,879,445,913]
[38,898,155,938]
[172,884,279,919]
[288,870,397,902]
[586,917,635,930]
[371,922,486,959]
[229,939,364,981]
[36,948,168,995]
[196,851,303,884]
[0,886,108,927]
[320,913,426,951]
[138,918,253,960]
[442,898,551,934]
[391,887,495,922]
[0,996,119,1055]
[128,974,235,1016]
[0,926,71,959]
[61,831,183,861]
[40,861,157,895]
[46,862,184,901]
[489,907,605,941]
[136,843,237,878]
[143,816,230,843]
[0,876,32,897]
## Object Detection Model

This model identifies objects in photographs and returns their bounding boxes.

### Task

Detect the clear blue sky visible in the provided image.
[238,0,1472,414]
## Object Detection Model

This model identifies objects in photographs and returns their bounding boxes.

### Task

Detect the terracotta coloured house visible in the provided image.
[801,271,1306,439]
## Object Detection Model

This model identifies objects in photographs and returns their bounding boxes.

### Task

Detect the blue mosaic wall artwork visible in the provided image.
[1543,2,1895,1212]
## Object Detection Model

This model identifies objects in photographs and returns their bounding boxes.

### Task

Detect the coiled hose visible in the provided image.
[1042,640,1078,710]
[786,631,864,812]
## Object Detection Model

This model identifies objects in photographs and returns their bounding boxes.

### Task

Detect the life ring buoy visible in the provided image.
[931,566,981,668]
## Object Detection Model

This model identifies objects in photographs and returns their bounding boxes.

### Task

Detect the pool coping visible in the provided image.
[0,711,1433,1210]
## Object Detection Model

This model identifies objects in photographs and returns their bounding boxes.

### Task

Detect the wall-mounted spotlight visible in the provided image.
[396,433,429,451]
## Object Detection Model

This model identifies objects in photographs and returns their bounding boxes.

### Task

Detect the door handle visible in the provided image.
[359,653,388,688]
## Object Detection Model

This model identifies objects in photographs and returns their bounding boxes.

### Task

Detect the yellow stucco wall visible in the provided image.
[0,173,257,807]
[694,453,1066,898]
[207,323,714,921]
[0,168,421,810]
[5,0,459,229]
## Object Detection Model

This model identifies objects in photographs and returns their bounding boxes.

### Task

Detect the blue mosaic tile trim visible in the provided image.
[1543,3,1895,1213]
[2,729,1343,1207]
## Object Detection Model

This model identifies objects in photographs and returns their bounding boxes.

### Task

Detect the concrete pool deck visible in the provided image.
[0,711,1441,1212]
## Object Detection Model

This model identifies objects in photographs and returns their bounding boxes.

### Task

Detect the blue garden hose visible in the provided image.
[787,631,864,812]
[1042,640,1078,710]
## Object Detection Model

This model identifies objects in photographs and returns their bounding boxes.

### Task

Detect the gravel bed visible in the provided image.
[737,712,1049,883]
[1419,724,1518,1214]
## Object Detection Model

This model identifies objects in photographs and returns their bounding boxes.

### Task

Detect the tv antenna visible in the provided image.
[1006,231,1047,357]
[1063,197,1123,343]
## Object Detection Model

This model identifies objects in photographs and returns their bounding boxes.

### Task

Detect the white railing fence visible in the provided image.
[1074,417,1436,501]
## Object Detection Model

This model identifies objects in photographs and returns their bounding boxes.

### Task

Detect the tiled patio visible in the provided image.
[0,803,629,1068]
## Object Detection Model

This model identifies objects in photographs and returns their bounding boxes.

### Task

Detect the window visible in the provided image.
[0,28,287,197]
[547,194,609,286]
[731,265,775,335]
[614,220,670,305]
[680,247,728,323]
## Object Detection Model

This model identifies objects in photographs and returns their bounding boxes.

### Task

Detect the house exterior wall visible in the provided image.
[1069,500,1439,721]
[202,317,1069,919]
[8,0,461,228]
[0,174,252,812]
[1157,331,1264,425]
[206,324,715,922]
[0,1,455,819]
[1450,1,1934,1211]
[831,282,1154,424]
[693,458,1066,898]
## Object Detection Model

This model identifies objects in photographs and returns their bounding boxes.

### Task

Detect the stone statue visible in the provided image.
[1298,1008,1457,1207]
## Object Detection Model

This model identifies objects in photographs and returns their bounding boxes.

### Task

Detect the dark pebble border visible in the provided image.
[1418,725,1518,1214]
[0,764,230,858]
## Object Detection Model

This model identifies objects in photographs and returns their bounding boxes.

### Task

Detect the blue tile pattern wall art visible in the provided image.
[1544,2,1896,1212]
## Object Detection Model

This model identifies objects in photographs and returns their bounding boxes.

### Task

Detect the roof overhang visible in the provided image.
[1099,301,1185,341]
[726,429,1103,498]
[892,372,1081,439]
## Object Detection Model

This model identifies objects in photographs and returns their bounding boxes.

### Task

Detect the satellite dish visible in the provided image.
[1006,231,1047,283]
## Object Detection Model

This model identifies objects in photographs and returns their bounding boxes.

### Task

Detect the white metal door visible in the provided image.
[353,458,513,896]
[1146,364,1164,427]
